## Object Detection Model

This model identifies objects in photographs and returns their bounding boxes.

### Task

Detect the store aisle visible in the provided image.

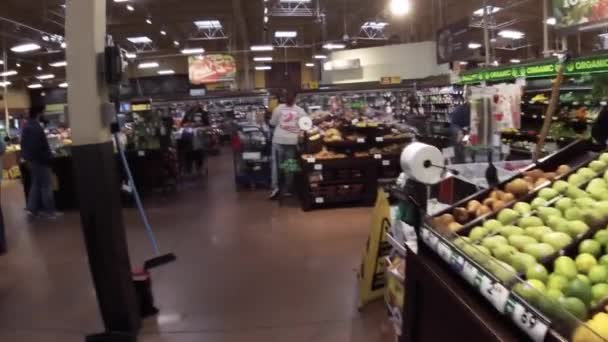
[0,149,392,342]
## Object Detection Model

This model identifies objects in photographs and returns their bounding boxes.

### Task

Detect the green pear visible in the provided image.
[513,202,532,216]
[604,169,608,183]
[587,178,608,191]
[492,244,518,262]
[537,207,562,222]
[568,220,590,237]
[546,216,570,234]
[518,216,544,228]
[574,198,596,208]
[555,198,574,214]
[547,273,570,290]
[578,167,597,181]
[554,256,578,280]
[582,209,605,228]
[539,188,559,200]
[589,160,608,173]
[553,180,570,194]
[600,153,608,164]
[481,235,509,250]
[523,243,557,261]
[566,185,590,199]
[469,226,490,241]
[587,186,608,201]
[541,232,573,250]
[499,225,525,237]
[531,197,549,209]
[524,226,554,240]
[569,174,586,186]
[565,207,584,221]
[593,229,608,245]
[483,219,503,233]
[497,208,520,225]
[509,252,538,273]
[509,234,538,251]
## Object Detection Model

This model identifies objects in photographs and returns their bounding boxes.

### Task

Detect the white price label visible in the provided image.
[382,160,391,166]
[507,299,549,342]
[314,164,323,171]
[374,154,382,160]
[376,137,384,142]
[461,261,479,285]
[573,101,580,106]
[442,147,455,159]
[532,115,538,119]
[138,150,145,157]
[315,197,325,204]
[436,242,452,262]
[307,157,316,163]
[480,276,510,313]
[357,138,365,143]
[450,253,465,272]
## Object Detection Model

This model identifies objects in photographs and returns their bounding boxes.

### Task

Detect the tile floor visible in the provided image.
[0,150,394,342]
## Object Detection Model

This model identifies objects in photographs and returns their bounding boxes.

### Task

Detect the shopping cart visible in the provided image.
[232,125,271,191]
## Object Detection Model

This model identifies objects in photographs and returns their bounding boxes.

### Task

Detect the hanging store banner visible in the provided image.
[553,0,608,28]
[189,55,237,85]
[459,53,608,84]
[436,19,474,64]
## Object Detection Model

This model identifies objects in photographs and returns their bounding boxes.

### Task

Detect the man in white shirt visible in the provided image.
[268,90,307,199]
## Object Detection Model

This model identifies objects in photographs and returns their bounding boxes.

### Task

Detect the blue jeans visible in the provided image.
[271,144,296,190]
[27,162,56,214]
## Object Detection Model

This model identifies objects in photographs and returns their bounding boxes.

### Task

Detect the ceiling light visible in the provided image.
[389,0,411,16]
[61,42,67,48]
[181,48,205,55]
[125,52,137,59]
[158,69,175,75]
[16,63,21,68]
[279,0,311,2]
[468,42,482,49]
[10,43,41,53]
[126,4,134,11]
[491,61,500,66]
[194,20,222,29]
[173,40,180,46]
[305,63,315,67]
[127,36,152,44]
[146,18,152,25]
[255,66,272,70]
[473,6,501,16]
[37,66,43,71]
[36,74,55,80]
[0,61,3,65]
[546,17,557,25]
[498,29,525,40]
[253,56,273,62]
[0,70,17,77]
[362,21,389,29]
[323,43,346,50]
[160,30,167,36]
[49,61,67,67]
[27,83,43,89]
[59,82,68,88]
[264,16,269,23]
[510,59,521,64]
[314,54,327,59]
[251,45,274,51]
[275,31,297,38]
[114,0,129,2]
[0,81,11,87]
[138,62,159,69]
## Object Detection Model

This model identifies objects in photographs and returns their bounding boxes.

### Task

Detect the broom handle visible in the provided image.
[534,63,566,163]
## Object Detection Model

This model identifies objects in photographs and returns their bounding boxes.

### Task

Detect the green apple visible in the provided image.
[574,198,596,208]
[483,219,503,233]
[523,243,557,261]
[537,207,562,222]
[578,167,597,180]
[577,274,592,286]
[541,232,573,250]
[555,198,574,213]
[564,278,594,306]
[546,288,564,301]
[469,226,490,241]
[514,282,541,303]
[553,180,570,194]
[526,263,549,282]
[497,208,520,225]
[569,174,586,186]
[499,225,525,237]
[590,160,608,173]
[554,256,578,279]
[518,216,544,228]
[568,220,590,237]
[513,202,533,216]
[576,253,598,274]
[481,235,508,250]
[599,255,608,267]
[579,239,603,257]
[565,208,584,221]
[566,185,591,199]
[600,153,608,164]
[593,230,608,245]
[509,252,538,273]
[547,216,570,234]
[547,273,570,290]
[587,178,608,190]
[592,283,608,302]
[539,188,560,200]
[559,297,589,320]
[524,226,554,241]
[531,197,549,210]
[492,244,518,262]
[509,235,538,251]
[588,265,608,284]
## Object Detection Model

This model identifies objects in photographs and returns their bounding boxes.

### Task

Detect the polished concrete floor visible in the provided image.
[0,150,393,342]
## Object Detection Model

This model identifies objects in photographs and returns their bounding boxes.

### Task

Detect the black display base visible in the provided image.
[85,332,136,342]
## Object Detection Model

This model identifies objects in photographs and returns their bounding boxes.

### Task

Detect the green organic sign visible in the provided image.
[553,0,608,28]
[459,54,608,84]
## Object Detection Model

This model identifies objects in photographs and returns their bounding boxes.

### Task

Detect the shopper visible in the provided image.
[269,90,307,199]
[592,106,608,148]
[21,105,60,219]
[448,101,471,164]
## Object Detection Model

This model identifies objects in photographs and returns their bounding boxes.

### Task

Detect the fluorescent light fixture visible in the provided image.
[194,20,222,29]
[468,42,482,49]
[146,18,152,24]
[546,17,557,25]
[59,82,68,88]
[126,4,134,11]
[0,61,3,65]
[264,16,269,23]
[323,43,346,50]
[251,45,274,51]
[114,0,129,2]
[16,63,21,67]
[49,61,67,67]
[27,83,43,89]
[459,61,468,65]
[390,0,411,16]
[510,59,521,64]
[173,40,180,46]
[473,6,501,16]
[160,30,167,36]
[255,66,272,70]
[305,63,315,67]
[138,62,159,69]
[61,42,67,48]
[275,30,297,38]
[362,21,389,29]
[280,0,311,2]
[36,74,55,80]
[125,52,137,59]
[491,61,500,66]
[10,43,41,53]
[0,70,18,77]
[253,56,273,62]
[158,69,175,75]
[127,36,152,44]
[498,29,525,40]
[0,81,11,87]
[181,47,205,55]
[314,54,327,59]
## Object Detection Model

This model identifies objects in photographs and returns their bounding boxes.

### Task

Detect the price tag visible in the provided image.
[461,261,479,285]
[421,228,431,244]
[427,232,439,249]
[480,276,510,313]
[436,242,452,262]
[376,137,384,142]
[382,160,391,166]
[374,154,382,160]
[138,150,145,157]
[357,138,365,143]
[442,147,455,159]
[307,157,316,163]
[315,197,325,204]
[573,101,580,106]
[506,299,549,342]
[314,164,323,171]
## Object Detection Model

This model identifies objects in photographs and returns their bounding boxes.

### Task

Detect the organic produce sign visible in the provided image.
[553,0,608,28]
[189,55,236,84]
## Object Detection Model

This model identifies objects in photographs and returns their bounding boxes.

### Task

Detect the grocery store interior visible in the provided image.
[5,0,608,341]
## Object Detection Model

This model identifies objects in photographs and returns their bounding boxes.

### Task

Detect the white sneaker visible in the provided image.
[41,212,64,220]
[269,188,280,200]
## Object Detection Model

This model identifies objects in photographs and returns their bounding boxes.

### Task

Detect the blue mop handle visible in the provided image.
[113,134,161,256]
